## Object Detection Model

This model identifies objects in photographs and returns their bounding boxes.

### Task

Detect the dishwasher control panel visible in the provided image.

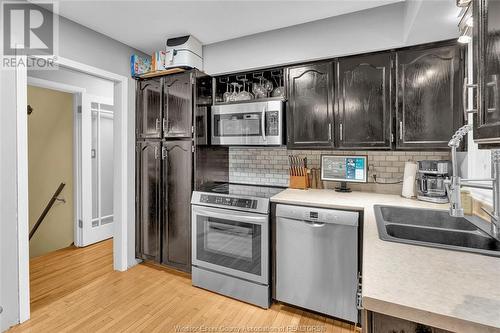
[275,204,359,227]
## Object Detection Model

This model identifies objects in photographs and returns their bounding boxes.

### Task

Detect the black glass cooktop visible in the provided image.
[197,182,284,199]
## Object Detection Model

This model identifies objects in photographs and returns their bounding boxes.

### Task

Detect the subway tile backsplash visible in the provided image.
[229,147,451,190]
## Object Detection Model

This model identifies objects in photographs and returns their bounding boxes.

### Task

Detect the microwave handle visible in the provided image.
[261,105,267,142]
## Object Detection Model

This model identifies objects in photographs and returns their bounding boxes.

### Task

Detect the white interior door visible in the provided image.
[76,95,114,247]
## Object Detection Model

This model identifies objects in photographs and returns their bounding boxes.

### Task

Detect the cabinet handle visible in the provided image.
[487,76,499,114]
[261,106,267,142]
[463,78,478,121]
[399,121,403,141]
[328,123,332,141]
[155,118,160,132]
[163,118,167,132]
[339,123,343,141]
[154,146,159,159]
[161,146,167,160]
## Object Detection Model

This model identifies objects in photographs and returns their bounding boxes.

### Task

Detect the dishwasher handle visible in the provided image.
[303,220,325,227]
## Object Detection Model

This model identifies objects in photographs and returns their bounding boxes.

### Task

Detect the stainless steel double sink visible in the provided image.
[374,205,500,257]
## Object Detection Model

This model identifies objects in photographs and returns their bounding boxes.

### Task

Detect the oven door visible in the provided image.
[211,100,283,146]
[191,205,269,284]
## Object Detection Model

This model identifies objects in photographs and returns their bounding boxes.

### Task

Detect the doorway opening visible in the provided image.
[14,56,131,324]
[26,67,116,312]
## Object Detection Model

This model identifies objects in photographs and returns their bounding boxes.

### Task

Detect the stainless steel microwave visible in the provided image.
[211,100,284,146]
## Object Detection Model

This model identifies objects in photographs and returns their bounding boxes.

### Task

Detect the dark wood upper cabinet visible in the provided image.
[396,43,464,150]
[164,72,193,138]
[136,78,162,139]
[286,62,334,149]
[473,0,500,147]
[336,53,393,149]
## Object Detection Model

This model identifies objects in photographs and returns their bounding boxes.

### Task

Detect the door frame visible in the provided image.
[16,56,132,323]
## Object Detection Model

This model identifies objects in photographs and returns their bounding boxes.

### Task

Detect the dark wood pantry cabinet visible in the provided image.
[136,70,202,273]
[135,140,161,262]
[161,140,192,271]
[286,62,334,149]
[472,0,500,147]
[163,73,193,138]
[395,43,464,150]
[336,52,393,149]
[136,78,162,139]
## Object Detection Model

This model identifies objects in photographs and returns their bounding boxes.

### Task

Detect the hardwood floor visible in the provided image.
[10,240,358,332]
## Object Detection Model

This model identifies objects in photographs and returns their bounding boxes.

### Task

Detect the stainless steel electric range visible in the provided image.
[191,182,284,308]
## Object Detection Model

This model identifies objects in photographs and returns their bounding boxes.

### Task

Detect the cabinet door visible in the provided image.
[396,44,463,149]
[287,62,334,148]
[336,53,392,149]
[136,78,162,139]
[135,141,161,262]
[161,140,192,272]
[473,0,500,146]
[164,72,193,138]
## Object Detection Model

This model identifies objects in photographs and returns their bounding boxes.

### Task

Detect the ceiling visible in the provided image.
[53,0,405,54]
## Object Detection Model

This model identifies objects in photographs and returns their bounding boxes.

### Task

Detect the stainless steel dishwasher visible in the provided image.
[275,204,359,323]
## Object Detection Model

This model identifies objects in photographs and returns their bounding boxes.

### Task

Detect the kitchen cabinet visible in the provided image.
[472,0,500,147]
[336,52,393,149]
[135,140,161,262]
[396,43,464,150]
[161,140,192,272]
[136,78,162,139]
[164,72,193,138]
[286,62,334,149]
[136,71,200,273]
[364,311,452,333]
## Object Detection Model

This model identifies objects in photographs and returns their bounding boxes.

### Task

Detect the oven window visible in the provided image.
[196,216,261,275]
[213,113,262,137]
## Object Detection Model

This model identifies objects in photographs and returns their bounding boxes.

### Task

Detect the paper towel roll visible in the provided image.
[401,162,417,198]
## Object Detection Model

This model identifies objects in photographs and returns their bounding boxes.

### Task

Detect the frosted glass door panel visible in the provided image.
[100,113,114,219]
[90,103,114,230]
[91,111,99,222]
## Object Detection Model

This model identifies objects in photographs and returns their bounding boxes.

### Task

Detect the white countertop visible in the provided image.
[271,189,500,333]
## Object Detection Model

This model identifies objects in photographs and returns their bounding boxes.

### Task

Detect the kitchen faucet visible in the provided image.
[445,124,500,240]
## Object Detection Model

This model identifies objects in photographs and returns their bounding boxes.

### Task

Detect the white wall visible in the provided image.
[203,1,459,75]
[403,0,460,46]
[0,2,146,330]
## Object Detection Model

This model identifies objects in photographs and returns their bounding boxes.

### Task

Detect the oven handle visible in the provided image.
[192,206,268,225]
[261,105,267,142]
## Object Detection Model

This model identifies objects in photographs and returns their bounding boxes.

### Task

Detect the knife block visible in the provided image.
[289,172,309,190]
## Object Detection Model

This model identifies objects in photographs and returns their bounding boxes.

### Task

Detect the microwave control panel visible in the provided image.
[266,111,280,136]
[200,194,258,209]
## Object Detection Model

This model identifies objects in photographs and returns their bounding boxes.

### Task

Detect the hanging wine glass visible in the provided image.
[263,78,273,98]
[253,76,267,99]
[230,82,239,102]
[223,81,232,102]
[237,78,254,101]
[271,73,285,98]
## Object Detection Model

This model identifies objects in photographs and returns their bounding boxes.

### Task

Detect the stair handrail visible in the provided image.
[29,182,66,240]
